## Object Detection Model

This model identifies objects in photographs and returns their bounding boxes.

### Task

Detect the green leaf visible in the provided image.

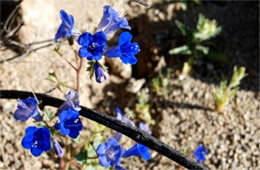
[183,146,190,154]
[175,20,189,36]
[49,128,55,136]
[196,45,209,55]
[37,122,46,128]
[194,13,222,41]
[67,37,74,46]
[44,109,55,121]
[86,61,96,79]
[169,45,192,55]
[228,87,239,99]
[47,72,58,82]
[229,66,247,88]
[75,151,88,165]
[206,51,227,62]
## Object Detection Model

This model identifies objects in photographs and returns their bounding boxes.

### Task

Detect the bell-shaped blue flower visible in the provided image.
[194,145,208,163]
[14,97,42,122]
[55,10,80,41]
[114,108,135,141]
[22,126,51,157]
[59,90,81,112]
[97,5,131,36]
[139,122,152,135]
[96,137,125,168]
[52,139,64,157]
[116,108,135,127]
[54,109,83,139]
[94,62,109,83]
[105,32,140,64]
[78,31,107,61]
[123,143,151,161]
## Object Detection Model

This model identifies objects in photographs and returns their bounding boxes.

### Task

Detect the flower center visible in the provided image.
[89,42,98,50]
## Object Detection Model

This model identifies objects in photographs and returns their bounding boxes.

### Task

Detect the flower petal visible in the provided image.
[93,31,107,45]
[98,155,110,167]
[105,47,121,58]
[122,42,140,55]
[120,54,137,65]
[79,47,93,59]
[21,135,34,149]
[96,143,106,155]
[119,32,132,46]
[31,146,43,157]
[78,32,92,46]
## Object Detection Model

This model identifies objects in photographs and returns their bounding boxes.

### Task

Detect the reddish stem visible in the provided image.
[75,57,83,93]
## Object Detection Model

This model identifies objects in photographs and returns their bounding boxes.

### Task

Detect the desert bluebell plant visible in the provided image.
[54,108,83,139]
[123,143,151,161]
[22,126,51,157]
[14,96,42,122]
[14,90,83,158]
[55,10,80,41]
[13,4,153,170]
[96,108,152,169]
[52,139,64,158]
[97,5,131,36]
[105,32,140,64]
[96,137,125,169]
[55,6,139,84]
[194,145,208,163]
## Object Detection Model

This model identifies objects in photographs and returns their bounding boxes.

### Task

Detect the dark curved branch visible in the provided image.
[0,90,208,170]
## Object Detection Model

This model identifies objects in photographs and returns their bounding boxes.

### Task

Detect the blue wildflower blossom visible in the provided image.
[194,145,208,163]
[94,62,109,83]
[114,108,135,141]
[123,143,151,161]
[55,10,79,41]
[105,32,140,64]
[54,109,83,139]
[52,139,64,158]
[97,5,131,36]
[22,126,51,157]
[116,108,135,127]
[139,122,152,135]
[96,137,125,169]
[59,90,81,112]
[78,31,107,61]
[14,96,42,122]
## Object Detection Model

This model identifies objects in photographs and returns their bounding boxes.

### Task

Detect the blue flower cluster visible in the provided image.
[96,108,151,169]
[55,5,140,83]
[14,90,82,157]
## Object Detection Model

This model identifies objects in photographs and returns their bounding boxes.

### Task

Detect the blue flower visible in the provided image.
[123,143,151,161]
[14,97,42,122]
[54,109,83,139]
[114,108,135,141]
[59,90,81,112]
[78,31,107,61]
[22,126,51,157]
[52,139,64,157]
[116,108,135,127]
[55,10,79,41]
[139,122,152,135]
[194,145,208,163]
[97,5,131,36]
[96,137,125,168]
[94,62,109,83]
[105,32,140,64]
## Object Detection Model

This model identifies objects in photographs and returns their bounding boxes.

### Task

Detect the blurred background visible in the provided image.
[0,0,259,169]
